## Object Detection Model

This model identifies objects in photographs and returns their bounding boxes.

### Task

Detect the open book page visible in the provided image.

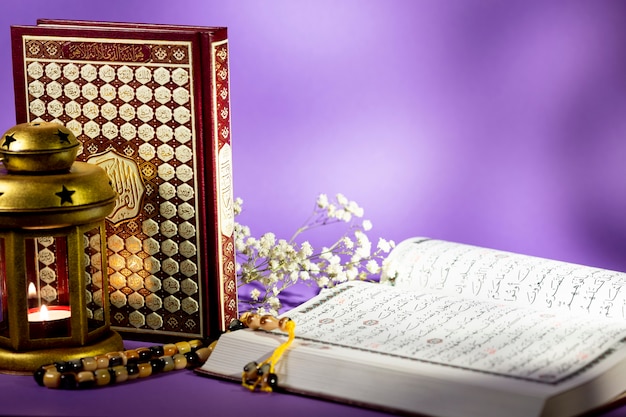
[381,238,626,319]
[287,281,626,384]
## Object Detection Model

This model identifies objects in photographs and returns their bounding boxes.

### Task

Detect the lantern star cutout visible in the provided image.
[2,134,17,149]
[55,129,71,144]
[55,185,76,205]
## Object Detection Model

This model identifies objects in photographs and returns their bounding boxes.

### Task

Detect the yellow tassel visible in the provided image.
[241,318,296,392]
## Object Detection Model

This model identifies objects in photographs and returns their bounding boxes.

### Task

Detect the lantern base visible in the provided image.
[0,330,124,374]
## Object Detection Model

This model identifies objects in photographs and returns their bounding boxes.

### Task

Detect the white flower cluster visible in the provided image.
[235,194,395,315]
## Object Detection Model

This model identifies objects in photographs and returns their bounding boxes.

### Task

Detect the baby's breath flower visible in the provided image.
[233,197,243,215]
[316,193,329,209]
[236,194,393,313]
[377,238,395,253]
[366,259,380,274]
[336,193,348,206]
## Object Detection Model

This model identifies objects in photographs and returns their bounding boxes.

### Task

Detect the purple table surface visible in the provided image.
[1,340,626,417]
[0,340,393,417]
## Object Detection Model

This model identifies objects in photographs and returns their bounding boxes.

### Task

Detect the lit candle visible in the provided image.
[27,282,38,309]
[28,305,71,339]
[28,305,71,322]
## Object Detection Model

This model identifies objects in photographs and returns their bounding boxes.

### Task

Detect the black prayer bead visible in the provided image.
[59,373,77,390]
[54,361,70,373]
[228,318,246,331]
[33,366,47,386]
[149,358,165,373]
[108,355,124,367]
[77,376,95,389]
[149,345,164,357]
[137,348,152,362]
[108,368,117,384]
[183,351,200,367]
[127,362,139,376]
[266,373,279,390]
[67,359,83,372]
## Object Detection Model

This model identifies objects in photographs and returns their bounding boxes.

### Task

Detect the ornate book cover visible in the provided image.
[10,21,237,341]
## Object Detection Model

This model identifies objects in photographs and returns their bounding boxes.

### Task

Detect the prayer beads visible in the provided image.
[235,312,293,332]
[34,339,215,389]
[229,313,296,393]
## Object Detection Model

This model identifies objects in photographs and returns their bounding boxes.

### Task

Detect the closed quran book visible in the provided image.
[10,21,237,341]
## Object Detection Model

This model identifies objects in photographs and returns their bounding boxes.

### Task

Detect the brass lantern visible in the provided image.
[0,121,123,373]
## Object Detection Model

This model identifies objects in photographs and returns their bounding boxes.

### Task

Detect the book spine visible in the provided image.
[202,30,238,336]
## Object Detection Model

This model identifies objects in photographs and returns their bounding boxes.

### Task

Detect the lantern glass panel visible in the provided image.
[25,236,71,339]
[84,227,106,332]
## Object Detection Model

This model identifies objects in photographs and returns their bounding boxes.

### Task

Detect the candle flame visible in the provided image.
[40,304,49,321]
[28,283,37,298]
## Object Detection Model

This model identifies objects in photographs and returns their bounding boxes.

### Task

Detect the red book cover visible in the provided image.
[11,21,237,341]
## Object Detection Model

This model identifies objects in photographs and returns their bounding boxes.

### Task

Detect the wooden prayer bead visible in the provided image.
[174,341,191,354]
[173,353,187,370]
[137,362,152,378]
[243,361,259,380]
[279,317,293,332]
[34,364,55,386]
[257,363,270,376]
[244,313,261,329]
[94,355,109,369]
[112,365,129,383]
[161,355,175,372]
[195,347,212,363]
[188,339,203,350]
[163,343,177,357]
[123,349,140,363]
[76,371,96,389]
[43,370,61,388]
[81,357,98,372]
[94,369,111,386]
[260,315,279,330]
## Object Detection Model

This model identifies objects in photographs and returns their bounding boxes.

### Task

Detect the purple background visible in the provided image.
[2,1,626,281]
[2,4,626,417]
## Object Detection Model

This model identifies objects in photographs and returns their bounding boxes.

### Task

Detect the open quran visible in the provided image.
[10,20,237,341]
[198,238,626,417]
